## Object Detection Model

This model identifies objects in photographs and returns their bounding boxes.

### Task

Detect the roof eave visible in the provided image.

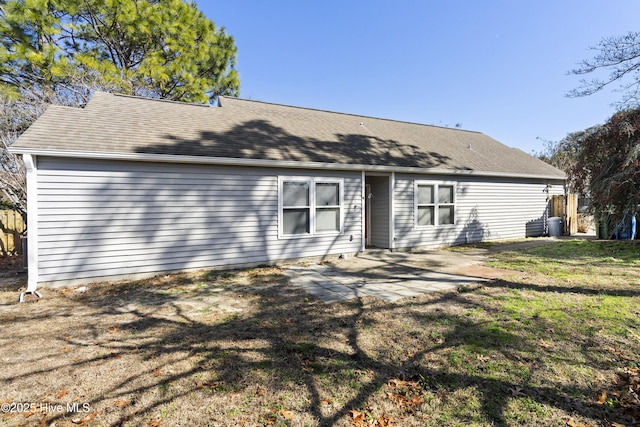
[8,147,568,181]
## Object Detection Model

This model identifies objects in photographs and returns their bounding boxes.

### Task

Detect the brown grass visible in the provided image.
[0,240,638,426]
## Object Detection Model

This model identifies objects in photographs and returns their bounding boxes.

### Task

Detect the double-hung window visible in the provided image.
[415,181,456,227]
[280,177,343,237]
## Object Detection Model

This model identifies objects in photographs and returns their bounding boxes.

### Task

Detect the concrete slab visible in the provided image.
[286,237,587,302]
[284,248,492,303]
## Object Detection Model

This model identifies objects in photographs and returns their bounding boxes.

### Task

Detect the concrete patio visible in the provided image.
[284,238,572,303]
[284,248,495,303]
[285,262,485,303]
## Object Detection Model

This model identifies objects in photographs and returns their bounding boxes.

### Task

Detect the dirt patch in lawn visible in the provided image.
[1,240,638,426]
[448,265,516,280]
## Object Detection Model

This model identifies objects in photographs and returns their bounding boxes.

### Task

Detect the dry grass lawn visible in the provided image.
[0,239,639,426]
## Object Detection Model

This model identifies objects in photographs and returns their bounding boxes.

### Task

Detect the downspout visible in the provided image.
[389,172,395,250]
[360,171,366,252]
[20,154,40,302]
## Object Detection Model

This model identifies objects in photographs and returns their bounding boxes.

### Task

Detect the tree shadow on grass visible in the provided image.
[484,277,640,298]
[1,270,633,426]
[499,239,640,267]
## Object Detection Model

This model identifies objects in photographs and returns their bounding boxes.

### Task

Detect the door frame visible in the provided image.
[363,173,395,250]
[365,183,372,246]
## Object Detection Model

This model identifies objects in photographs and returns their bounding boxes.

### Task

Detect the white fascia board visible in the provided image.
[8,147,568,181]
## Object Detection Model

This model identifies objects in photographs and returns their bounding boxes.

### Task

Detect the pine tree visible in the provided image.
[0,0,240,215]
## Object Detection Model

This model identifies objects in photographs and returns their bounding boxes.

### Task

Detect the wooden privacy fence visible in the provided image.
[550,194,578,235]
[1,210,26,255]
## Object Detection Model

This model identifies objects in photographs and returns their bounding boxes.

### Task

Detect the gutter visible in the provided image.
[9,147,568,181]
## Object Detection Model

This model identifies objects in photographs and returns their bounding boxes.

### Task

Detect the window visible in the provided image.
[280,177,343,237]
[416,182,455,227]
[315,182,341,233]
[437,185,455,225]
[282,181,310,235]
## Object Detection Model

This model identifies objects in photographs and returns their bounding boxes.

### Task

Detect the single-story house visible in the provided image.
[10,91,566,293]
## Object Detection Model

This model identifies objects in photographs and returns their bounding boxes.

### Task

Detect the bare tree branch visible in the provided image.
[568,31,640,107]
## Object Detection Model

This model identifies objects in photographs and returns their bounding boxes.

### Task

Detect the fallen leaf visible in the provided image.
[262,412,277,425]
[349,409,363,419]
[72,412,97,424]
[114,399,129,408]
[56,389,69,399]
[195,381,219,389]
[410,395,422,406]
[152,368,161,376]
[595,390,607,404]
[565,418,592,427]
[279,409,293,419]
[108,327,120,334]
[539,339,551,348]
[146,419,161,427]
[377,414,396,426]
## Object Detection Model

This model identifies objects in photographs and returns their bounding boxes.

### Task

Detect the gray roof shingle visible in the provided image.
[11,91,565,178]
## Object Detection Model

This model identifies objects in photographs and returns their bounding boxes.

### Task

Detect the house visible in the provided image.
[10,91,566,293]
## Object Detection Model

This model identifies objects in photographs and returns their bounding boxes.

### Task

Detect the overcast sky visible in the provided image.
[195,1,640,154]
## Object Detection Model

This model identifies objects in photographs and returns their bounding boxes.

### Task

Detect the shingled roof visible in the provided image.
[11,91,565,178]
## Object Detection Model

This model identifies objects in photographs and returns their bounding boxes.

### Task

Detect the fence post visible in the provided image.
[566,194,578,235]
[0,210,26,255]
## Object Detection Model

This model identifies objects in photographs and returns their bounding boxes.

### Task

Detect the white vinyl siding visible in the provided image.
[34,158,361,286]
[31,156,565,286]
[396,174,565,249]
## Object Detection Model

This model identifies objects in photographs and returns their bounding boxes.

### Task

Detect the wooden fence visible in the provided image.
[0,210,25,255]
[550,194,578,235]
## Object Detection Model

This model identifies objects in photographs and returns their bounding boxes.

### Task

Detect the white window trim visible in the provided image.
[278,176,344,239]
[414,180,457,228]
